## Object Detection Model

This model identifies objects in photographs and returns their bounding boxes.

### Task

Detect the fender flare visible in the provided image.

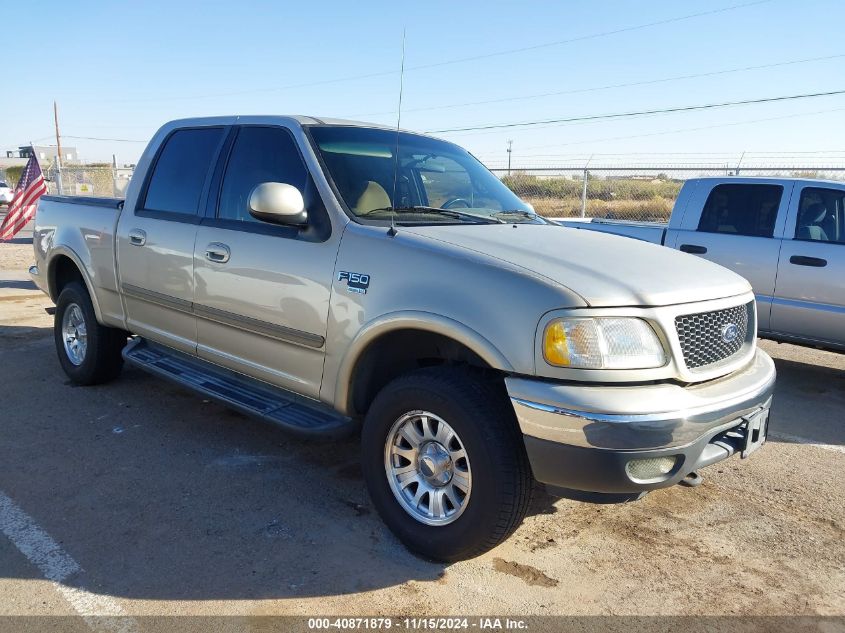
[332,310,514,415]
[46,246,105,323]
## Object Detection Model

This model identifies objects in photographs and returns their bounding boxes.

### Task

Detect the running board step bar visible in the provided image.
[123,338,354,439]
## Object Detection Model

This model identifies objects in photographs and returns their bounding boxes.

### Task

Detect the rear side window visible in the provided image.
[795,187,845,244]
[697,184,782,237]
[218,126,308,223]
[143,127,223,215]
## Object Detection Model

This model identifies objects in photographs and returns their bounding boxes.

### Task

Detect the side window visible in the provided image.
[218,127,308,223]
[143,128,223,215]
[697,184,782,238]
[795,187,845,244]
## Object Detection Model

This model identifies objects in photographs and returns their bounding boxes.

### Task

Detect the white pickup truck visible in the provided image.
[560,177,845,352]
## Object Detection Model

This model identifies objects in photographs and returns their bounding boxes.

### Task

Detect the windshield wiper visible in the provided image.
[493,209,548,223]
[363,206,505,224]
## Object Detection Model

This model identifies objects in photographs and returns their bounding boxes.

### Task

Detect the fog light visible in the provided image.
[625,456,678,483]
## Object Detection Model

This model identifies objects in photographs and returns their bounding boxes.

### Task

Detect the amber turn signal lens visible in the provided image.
[543,320,570,366]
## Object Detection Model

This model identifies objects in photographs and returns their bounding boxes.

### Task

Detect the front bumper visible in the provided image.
[506,349,776,497]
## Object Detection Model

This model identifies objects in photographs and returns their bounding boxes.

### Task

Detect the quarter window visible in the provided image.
[795,187,845,244]
[697,184,782,238]
[218,127,308,223]
[143,128,223,215]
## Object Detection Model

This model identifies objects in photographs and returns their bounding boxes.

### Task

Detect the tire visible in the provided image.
[362,367,532,561]
[54,281,126,385]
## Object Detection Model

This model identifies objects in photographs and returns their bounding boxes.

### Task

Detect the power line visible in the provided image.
[480,150,845,158]
[404,0,773,71]
[99,0,773,104]
[483,106,845,152]
[344,52,845,118]
[428,89,845,133]
[63,135,147,143]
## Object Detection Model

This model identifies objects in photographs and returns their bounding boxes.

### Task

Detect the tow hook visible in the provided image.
[680,471,703,487]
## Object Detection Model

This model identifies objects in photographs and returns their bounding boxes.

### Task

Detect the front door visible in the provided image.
[771,184,845,347]
[117,126,226,354]
[192,125,340,398]
[665,180,791,331]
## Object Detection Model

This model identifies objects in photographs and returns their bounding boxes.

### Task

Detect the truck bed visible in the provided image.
[31,194,125,327]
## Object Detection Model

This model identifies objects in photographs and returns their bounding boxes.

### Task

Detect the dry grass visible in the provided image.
[501,174,680,222]
[526,196,674,221]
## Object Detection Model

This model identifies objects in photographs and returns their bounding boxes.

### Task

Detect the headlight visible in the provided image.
[543,317,666,369]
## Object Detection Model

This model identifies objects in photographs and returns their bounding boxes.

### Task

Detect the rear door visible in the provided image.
[770,183,845,348]
[116,126,226,354]
[664,180,792,331]
[192,125,340,398]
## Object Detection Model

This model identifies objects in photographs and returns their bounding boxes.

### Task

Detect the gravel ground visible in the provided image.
[0,240,843,623]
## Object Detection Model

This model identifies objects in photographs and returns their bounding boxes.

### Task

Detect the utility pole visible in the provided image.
[112,154,119,198]
[53,101,64,195]
[580,154,594,218]
[506,139,513,175]
[53,101,63,168]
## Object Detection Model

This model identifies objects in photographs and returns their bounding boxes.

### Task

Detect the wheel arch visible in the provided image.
[47,248,104,322]
[334,311,513,417]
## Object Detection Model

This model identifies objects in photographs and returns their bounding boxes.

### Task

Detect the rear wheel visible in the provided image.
[54,282,126,385]
[362,367,532,561]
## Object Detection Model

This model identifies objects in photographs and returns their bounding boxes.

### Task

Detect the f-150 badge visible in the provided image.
[338,271,370,294]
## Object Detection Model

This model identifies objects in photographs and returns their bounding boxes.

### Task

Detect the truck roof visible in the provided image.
[161,115,403,132]
[689,175,845,187]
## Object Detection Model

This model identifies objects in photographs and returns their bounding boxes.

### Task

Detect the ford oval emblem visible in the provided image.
[721,323,739,343]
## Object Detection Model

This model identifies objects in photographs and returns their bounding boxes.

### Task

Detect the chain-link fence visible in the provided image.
[11,160,845,223]
[493,166,845,222]
[44,165,134,198]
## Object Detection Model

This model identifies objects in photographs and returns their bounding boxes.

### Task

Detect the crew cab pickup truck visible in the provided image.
[559,177,845,352]
[30,117,776,561]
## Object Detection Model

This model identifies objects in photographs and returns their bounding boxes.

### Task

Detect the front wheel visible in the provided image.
[362,367,532,561]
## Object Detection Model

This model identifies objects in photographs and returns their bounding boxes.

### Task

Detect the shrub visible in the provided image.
[3,166,23,188]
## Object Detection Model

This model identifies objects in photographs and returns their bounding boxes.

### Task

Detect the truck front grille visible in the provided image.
[675,301,754,370]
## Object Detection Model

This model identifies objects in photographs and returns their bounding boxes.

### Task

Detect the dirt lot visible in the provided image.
[0,239,843,625]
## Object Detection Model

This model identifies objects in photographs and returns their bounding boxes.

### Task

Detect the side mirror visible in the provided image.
[248,182,307,226]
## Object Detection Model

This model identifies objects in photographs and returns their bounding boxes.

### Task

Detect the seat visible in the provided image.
[354,181,391,214]
[797,203,829,241]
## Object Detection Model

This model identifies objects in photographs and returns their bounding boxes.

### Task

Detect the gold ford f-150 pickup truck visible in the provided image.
[30,116,775,561]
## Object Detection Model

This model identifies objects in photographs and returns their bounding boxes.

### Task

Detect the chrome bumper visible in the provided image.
[29,265,48,296]
[507,349,776,497]
[507,349,776,451]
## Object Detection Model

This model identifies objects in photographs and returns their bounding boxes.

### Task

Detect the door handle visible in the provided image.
[204,242,231,263]
[790,255,827,267]
[128,229,146,246]
[680,244,707,254]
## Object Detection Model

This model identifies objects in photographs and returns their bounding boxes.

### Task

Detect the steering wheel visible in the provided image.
[442,197,472,209]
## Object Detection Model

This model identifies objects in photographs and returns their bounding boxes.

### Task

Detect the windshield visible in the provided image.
[309,126,541,225]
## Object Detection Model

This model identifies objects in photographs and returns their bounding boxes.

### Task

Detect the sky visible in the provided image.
[3,0,844,168]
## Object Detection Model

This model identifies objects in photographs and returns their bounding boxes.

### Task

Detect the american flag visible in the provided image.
[0,155,48,241]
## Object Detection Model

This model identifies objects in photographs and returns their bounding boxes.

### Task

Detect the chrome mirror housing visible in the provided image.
[248,182,307,226]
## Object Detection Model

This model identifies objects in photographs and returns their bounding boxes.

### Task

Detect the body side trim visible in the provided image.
[193,304,325,348]
[120,283,325,349]
[121,283,193,313]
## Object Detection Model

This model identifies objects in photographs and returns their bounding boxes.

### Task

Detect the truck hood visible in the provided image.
[403,224,751,307]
